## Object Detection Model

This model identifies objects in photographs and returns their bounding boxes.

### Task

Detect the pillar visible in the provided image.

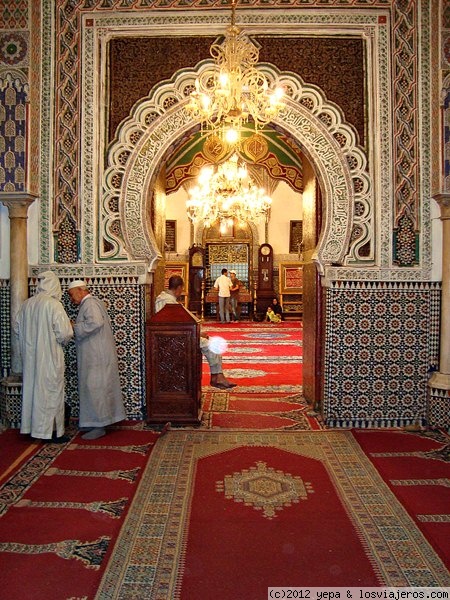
[0,192,37,377]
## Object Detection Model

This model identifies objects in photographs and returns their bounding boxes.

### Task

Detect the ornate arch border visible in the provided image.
[103,63,371,274]
[443,73,450,193]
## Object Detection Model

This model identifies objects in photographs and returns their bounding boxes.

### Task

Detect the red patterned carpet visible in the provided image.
[96,430,450,599]
[1,427,449,598]
[352,429,450,570]
[201,321,321,429]
[0,424,158,600]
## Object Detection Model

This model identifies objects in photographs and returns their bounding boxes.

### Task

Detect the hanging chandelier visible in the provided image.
[186,154,272,229]
[186,0,284,144]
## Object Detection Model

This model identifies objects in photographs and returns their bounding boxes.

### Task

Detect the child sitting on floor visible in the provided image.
[266,306,282,323]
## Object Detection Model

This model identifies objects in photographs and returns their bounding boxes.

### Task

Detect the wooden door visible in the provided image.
[301,158,323,408]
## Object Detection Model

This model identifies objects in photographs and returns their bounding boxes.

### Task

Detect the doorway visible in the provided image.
[161,146,323,427]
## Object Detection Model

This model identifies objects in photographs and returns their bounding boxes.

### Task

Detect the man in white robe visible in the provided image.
[68,280,126,440]
[16,270,73,442]
[155,276,237,390]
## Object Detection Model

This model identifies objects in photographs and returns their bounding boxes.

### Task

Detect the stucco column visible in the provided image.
[0,192,37,377]
[429,193,450,390]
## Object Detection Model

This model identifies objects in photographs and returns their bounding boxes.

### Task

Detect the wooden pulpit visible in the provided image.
[146,303,202,424]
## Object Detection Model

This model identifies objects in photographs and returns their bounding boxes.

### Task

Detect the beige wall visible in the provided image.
[166,180,302,256]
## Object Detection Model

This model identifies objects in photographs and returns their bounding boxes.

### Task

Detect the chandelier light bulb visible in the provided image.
[225,127,240,144]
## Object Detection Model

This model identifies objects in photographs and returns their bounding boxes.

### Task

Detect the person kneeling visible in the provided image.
[155,276,237,390]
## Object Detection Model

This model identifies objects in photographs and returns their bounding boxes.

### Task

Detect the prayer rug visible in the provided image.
[201,390,321,430]
[200,322,316,429]
[0,423,158,600]
[0,428,43,487]
[96,430,450,600]
[352,428,450,570]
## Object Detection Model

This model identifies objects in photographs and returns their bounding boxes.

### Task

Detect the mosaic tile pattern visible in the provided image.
[0,75,27,192]
[323,281,441,428]
[60,277,147,420]
[0,279,10,377]
[0,31,29,67]
[0,380,21,428]
[0,1,28,29]
[428,388,450,430]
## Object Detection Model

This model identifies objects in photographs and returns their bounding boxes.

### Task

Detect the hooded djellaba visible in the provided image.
[15,270,73,441]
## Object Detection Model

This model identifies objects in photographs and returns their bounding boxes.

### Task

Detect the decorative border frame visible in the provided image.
[36,3,434,281]
[279,263,303,293]
[164,262,189,307]
[97,36,373,276]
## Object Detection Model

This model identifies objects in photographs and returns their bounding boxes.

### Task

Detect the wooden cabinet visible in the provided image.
[146,304,202,425]
[279,262,304,318]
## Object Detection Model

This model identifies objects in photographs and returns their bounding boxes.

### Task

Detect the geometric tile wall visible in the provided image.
[0,277,443,427]
[1,277,147,422]
[0,279,11,378]
[60,277,147,421]
[324,281,441,428]
[428,388,450,431]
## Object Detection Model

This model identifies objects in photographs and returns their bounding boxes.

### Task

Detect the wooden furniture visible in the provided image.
[256,243,275,312]
[205,288,253,320]
[188,245,205,315]
[279,262,304,318]
[164,262,189,308]
[146,303,202,425]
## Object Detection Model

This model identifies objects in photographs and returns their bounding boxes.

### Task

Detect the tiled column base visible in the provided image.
[0,376,22,429]
[428,387,450,431]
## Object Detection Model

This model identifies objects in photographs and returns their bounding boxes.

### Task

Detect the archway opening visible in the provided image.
[148,124,324,425]
[104,62,371,426]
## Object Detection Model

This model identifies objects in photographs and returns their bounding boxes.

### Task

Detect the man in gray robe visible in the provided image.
[155,276,237,389]
[68,280,126,439]
[16,270,73,442]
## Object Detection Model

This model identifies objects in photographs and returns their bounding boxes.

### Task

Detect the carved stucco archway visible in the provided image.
[103,63,372,273]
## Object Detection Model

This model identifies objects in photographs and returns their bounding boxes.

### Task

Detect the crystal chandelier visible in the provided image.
[186,154,272,228]
[186,0,284,144]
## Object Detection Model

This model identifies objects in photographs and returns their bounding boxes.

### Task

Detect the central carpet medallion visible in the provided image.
[216,461,312,519]
[96,431,450,600]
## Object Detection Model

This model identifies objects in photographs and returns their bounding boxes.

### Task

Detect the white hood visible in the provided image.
[37,271,62,301]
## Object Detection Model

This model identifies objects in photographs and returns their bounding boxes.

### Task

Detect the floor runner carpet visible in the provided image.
[96,430,450,600]
[352,428,450,570]
[200,322,318,429]
[0,428,42,486]
[0,423,158,600]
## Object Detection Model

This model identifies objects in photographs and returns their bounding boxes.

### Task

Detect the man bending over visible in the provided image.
[155,276,236,390]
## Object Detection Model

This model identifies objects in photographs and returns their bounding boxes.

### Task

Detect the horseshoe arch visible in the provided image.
[103,62,372,273]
